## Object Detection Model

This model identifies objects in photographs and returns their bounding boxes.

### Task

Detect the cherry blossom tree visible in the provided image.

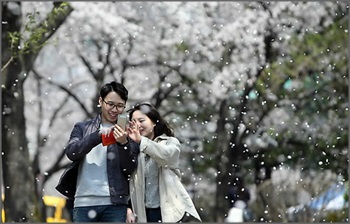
[17,1,348,222]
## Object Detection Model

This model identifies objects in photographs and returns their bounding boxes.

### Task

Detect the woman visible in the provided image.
[126,103,201,223]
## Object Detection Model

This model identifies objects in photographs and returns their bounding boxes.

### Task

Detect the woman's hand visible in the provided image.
[127,120,141,143]
[126,208,136,223]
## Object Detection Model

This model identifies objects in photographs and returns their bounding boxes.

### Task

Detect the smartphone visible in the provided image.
[117,114,128,130]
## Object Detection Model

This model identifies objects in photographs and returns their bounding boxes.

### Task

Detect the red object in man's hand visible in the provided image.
[100,127,116,146]
[101,132,116,146]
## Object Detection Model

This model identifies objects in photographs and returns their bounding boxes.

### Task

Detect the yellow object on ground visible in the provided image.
[2,195,68,223]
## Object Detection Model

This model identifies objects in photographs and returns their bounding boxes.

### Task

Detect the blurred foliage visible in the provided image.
[2,2,70,71]
[323,208,348,222]
[238,12,348,222]
[255,15,348,179]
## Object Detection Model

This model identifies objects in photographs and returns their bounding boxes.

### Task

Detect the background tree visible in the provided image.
[247,12,348,221]
[145,2,348,221]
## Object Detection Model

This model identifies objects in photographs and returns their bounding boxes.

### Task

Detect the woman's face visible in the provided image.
[131,110,155,140]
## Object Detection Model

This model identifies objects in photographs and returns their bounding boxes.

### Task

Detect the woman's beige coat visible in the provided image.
[129,135,201,222]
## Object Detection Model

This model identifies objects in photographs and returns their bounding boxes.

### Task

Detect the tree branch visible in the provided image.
[32,68,94,118]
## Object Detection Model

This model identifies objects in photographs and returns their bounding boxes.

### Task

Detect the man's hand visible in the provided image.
[113,124,128,144]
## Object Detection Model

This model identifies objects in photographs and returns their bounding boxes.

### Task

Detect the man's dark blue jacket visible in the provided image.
[56,114,139,205]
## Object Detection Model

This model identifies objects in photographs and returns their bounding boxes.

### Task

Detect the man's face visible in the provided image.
[99,92,126,124]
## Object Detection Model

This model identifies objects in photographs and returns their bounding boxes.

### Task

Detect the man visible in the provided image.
[56,81,139,222]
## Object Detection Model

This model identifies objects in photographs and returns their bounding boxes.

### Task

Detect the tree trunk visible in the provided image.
[1,2,73,221]
[2,65,35,222]
[1,2,35,221]
[214,99,233,222]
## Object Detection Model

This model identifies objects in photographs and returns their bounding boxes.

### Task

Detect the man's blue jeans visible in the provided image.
[73,204,127,222]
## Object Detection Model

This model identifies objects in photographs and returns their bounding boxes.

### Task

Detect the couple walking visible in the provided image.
[56,81,201,223]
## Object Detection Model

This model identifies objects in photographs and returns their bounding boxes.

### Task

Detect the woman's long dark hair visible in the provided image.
[127,103,174,139]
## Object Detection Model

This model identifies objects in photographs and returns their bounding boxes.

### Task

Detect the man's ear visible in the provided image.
[98,97,102,108]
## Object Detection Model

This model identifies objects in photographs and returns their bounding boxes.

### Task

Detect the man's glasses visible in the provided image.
[103,99,126,111]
